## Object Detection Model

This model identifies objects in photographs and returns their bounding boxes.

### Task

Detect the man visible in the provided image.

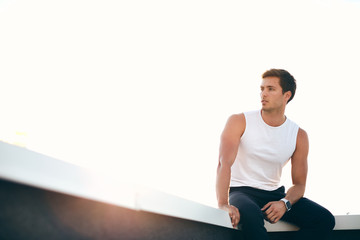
[216,69,335,240]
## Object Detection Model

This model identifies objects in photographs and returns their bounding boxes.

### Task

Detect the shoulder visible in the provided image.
[295,128,309,151]
[297,128,308,141]
[225,113,246,130]
[227,113,245,124]
[226,110,260,128]
[221,113,246,140]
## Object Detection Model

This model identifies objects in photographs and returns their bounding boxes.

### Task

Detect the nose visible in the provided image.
[260,90,267,98]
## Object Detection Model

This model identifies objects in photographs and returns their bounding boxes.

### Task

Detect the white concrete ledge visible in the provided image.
[332,215,360,230]
[0,141,232,229]
[265,214,360,232]
[137,188,232,228]
[265,220,300,232]
[0,141,359,232]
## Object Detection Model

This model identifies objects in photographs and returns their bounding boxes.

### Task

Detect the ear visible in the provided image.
[284,91,292,102]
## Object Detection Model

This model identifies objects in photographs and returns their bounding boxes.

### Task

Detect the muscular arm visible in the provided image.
[216,114,245,227]
[262,128,309,223]
[285,128,309,204]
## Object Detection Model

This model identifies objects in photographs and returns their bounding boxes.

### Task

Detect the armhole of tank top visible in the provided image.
[294,125,300,147]
[241,112,248,139]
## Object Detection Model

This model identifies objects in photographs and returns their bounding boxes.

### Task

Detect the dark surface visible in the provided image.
[0,178,359,240]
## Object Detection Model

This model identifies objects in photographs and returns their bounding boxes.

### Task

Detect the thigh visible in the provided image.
[231,186,286,207]
[229,189,269,239]
[281,197,335,229]
[229,190,264,223]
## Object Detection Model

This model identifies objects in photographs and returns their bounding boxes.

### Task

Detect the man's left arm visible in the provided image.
[261,128,309,223]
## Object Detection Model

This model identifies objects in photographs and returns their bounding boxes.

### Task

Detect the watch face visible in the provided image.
[286,201,291,210]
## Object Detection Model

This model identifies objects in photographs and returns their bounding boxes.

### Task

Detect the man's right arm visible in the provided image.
[216,113,245,228]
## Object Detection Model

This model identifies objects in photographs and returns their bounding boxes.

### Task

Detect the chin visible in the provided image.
[261,106,272,112]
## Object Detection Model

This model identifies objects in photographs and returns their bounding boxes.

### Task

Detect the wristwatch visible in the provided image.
[280,198,292,211]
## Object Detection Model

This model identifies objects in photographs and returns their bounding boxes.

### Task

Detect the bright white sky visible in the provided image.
[1,0,360,215]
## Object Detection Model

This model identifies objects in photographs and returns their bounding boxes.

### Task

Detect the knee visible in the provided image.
[319,209,336,231]
[326,213,336,230]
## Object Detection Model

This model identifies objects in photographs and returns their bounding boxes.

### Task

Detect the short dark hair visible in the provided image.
[262,69,296,103]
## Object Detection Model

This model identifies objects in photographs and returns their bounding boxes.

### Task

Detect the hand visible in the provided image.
[219,204,240,228]
[261,201,286,224]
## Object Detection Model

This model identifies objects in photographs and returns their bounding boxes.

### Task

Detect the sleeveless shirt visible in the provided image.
[230,110,299,190]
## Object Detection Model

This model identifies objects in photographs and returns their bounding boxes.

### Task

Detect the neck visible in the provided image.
[261,109,286,127]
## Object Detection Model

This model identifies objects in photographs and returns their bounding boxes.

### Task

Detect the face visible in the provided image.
[260,77,290,112]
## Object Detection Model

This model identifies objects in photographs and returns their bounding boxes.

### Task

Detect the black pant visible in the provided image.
[229,186,335,240]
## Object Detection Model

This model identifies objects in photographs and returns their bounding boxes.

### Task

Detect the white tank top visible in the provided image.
[230,110,299,190]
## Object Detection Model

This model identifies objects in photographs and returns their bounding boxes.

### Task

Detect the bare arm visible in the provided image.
[216,114,245,227]
[285,128,309,204]
[262,128,309,223]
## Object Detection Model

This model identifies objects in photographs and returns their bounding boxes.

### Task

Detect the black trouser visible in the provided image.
[229,186,335,240]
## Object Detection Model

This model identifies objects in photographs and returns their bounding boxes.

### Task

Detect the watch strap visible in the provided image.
[280,198,291,211]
